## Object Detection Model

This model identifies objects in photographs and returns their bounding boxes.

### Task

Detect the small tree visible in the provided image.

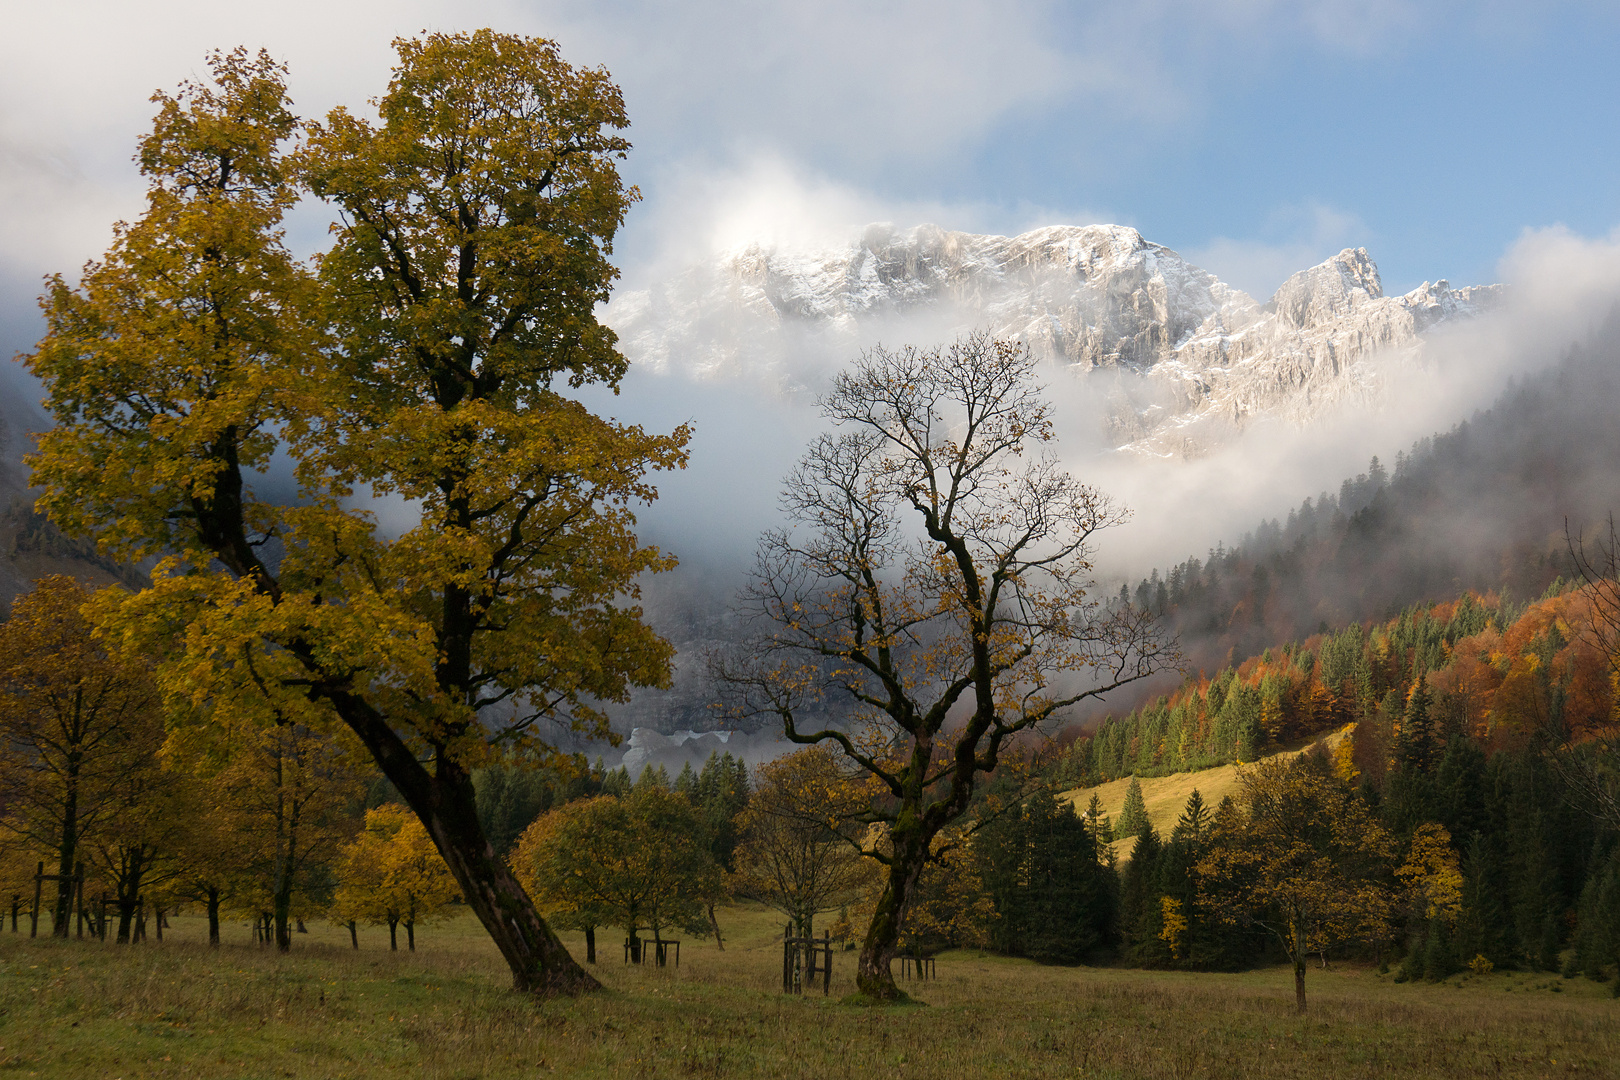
[730,747,869,953]
[1197,755,1394,1011]
[0,577,165,938]
[1117,777,1149,839]
[333,805,460,950]
[514,787,720,961]
[169,710,364,951]
[717,334,1172,997]
[1082,793,1114,849]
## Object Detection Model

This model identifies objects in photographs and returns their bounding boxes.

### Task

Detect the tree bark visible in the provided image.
[388,916,398,951]
[52,768,79,938]
[585,926,596,964]
[1293,922,1308,1013]
[114,849,146,944]
[406,920,415,951]
[348,920,358,949]
[206,888,220,947]
[273,887,292,953]
[854,828,929,999]
[330,689,598,994]
[708,902,724,950]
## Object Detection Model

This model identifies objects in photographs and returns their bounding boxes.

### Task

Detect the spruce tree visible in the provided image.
[1084,793,1115,847]
[1119,777,1150,839]
[1398,673,1436,772]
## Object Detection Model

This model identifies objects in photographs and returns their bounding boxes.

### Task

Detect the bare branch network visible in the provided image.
[712,331,1176,997]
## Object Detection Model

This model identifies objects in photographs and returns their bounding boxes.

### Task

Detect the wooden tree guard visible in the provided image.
[898,953,936,980]
[623,934,680,967]
[782,931,833,996]
[94,892,144,942]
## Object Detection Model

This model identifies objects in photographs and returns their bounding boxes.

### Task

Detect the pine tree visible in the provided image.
[673,761,697,797]
[1083,794,1115,848]
[1398,673,1437,772]
[1119,777,1150,839]
[1119,826,1162,957]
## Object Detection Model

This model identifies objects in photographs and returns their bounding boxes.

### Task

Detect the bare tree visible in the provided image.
[715,334,1173,999]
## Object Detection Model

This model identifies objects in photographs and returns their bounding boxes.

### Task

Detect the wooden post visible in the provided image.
[29,862,43,938]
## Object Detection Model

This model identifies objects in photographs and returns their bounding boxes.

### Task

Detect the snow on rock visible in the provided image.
[607,224,1501,456]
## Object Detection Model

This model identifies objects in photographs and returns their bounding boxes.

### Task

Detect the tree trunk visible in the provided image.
[52,777,79,939]
[855,829,929,999]
[273,889,292,953]
[406,920,415,951]
[1293,922,1309,1013]
[348,920,358,949]
[389,916,398,951]
[271,791,295,954]
[115,849,146,944]
[332,691,598,994]
[708,902,724,950]
[584,926,595,964]
[206,888,220,947]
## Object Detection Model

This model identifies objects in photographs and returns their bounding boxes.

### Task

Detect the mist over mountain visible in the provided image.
[4,220,1617,759]
[608,222,1499,457]
[1117,313,1620,699]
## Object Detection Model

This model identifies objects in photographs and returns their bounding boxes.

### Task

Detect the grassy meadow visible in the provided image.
[1,902,1616,1079]
[1060,731,1349,862]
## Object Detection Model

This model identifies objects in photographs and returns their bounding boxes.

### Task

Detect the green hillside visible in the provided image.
[1061,726,1351,862]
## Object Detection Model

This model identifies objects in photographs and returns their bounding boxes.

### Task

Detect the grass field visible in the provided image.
[1060,732,1348,862]
[2,901,1615,1079]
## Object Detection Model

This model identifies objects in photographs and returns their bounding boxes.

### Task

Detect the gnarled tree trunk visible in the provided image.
[855,828,930,999]
[334,690,597,993]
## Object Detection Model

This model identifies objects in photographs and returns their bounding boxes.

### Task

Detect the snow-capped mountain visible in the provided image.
[607,224,1500,456]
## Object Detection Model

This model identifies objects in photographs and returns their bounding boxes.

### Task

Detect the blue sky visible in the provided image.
[2,1,1619,353]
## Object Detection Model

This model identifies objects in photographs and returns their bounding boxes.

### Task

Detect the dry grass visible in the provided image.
[1060,731,1349,862]
[2,899,1615,1079]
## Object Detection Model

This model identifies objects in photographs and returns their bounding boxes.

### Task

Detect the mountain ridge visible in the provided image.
[607,223,1501,456]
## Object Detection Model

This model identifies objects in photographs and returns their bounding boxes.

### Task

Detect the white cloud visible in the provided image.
[617,155,1114,289]
[1183,202,1366,300]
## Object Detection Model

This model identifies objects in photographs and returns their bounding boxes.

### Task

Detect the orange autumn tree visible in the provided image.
[513,787,721,963]
[729,747,872,952]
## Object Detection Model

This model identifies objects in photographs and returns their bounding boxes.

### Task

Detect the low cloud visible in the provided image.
[1182,202,1367,301]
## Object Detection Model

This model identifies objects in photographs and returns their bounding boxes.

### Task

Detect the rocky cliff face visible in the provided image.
[607,224,1500,456]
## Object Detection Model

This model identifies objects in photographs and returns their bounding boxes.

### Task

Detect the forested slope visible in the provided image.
[1118,320,1620,683]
